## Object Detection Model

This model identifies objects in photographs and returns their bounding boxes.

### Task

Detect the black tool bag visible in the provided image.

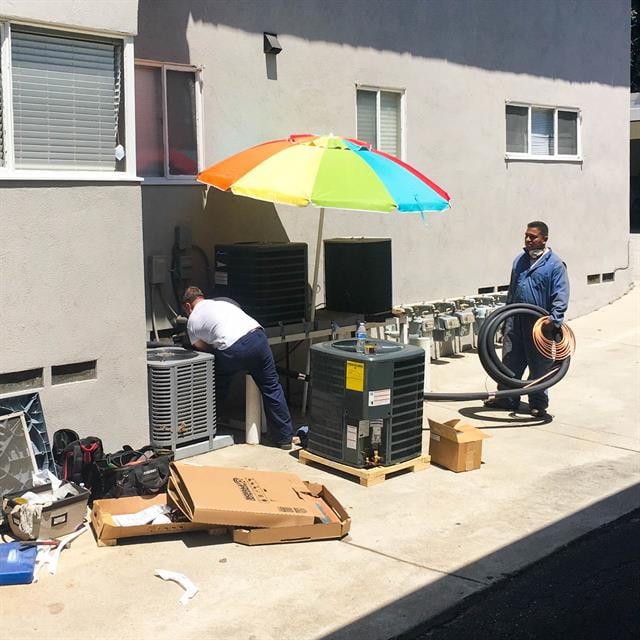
[52,432,104,492]
[93,446,174,499]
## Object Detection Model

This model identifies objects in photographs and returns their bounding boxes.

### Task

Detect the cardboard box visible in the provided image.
[168,463,351,545]
[427,418,491,472]
[91,494,216,545]
[232,483,350,545]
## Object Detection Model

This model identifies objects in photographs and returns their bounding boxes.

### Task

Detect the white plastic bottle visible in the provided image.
[356,322,367,353]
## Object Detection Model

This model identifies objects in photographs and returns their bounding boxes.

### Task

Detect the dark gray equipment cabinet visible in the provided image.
[309,338,425,468]
[214,242,308,327]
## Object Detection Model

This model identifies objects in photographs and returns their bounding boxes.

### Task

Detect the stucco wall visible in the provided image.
[0,0,138,35]
[0,186,148,450]
[135,0,631,331]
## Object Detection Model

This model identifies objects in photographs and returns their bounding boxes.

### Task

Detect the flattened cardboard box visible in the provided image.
[232,483,350,545]
[428,418,491,472]
[168,463,351,544]
[91,494,216,544]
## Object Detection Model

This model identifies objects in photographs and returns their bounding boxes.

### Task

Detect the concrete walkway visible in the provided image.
[2,287,639,640]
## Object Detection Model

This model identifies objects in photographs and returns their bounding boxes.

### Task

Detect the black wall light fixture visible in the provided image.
[263,32,282,55]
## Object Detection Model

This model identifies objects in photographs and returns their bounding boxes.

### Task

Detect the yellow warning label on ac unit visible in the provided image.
[345,360,364,392]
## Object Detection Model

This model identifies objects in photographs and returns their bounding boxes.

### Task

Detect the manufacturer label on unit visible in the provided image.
[215,272,228,285]
[368,389,391,406]
[345,361,364,392]
[346,424,358,450]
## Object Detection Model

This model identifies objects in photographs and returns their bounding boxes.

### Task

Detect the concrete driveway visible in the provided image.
[2,286,638,640]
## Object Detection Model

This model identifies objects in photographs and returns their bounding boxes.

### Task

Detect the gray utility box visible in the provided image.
[309,338,425,468]
[147,348,216,460]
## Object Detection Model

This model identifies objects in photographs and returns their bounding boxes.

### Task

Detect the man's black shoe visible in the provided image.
[262,437,293,450]
[483,398,517,411]
[530,408,552,421]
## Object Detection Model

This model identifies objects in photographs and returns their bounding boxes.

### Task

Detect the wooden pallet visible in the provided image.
[298,450,430,487]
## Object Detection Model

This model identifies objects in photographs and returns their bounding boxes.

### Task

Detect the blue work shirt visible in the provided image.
[506,249,569,327]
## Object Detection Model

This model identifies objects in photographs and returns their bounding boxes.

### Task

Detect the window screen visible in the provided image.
[506,105,528,153]
[11,28,121,170]
[379,91,401,156]
[135,65,163,176]
[166,70,198,176]
[356,90,377,147]
[558,110,578,156]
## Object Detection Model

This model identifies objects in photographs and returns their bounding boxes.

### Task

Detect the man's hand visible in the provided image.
[540,317,555,339]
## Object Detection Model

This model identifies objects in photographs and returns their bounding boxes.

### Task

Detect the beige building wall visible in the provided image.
[0,2,148,450]
[136,0,631,330]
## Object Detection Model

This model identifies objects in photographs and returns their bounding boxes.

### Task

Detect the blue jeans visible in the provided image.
[498,317,553,411]
[214,329,293,444]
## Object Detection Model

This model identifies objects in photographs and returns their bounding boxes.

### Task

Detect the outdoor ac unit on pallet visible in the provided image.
[309,338,425,468]
[147,347,216,460]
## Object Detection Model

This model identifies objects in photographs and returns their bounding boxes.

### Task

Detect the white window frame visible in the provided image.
[135,59,204,185]
[355,84,406,160]
[505,101,582,162]
[0,20,138,182]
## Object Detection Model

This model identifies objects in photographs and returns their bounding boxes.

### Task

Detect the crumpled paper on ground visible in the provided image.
[155,569,199,604]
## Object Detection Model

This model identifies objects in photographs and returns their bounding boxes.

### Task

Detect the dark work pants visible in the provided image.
[214,329,293,444]
[498,317,553,411]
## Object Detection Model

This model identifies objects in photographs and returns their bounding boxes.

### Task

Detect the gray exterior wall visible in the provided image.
[136,0,631,330]
[0,0,631,447]
[0,1,147,450]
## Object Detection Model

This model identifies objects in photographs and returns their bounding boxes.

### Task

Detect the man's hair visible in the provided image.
[182,286,205,304]
[527,220,549,238]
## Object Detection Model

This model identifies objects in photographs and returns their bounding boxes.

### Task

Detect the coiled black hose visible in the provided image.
[424,303,571,401]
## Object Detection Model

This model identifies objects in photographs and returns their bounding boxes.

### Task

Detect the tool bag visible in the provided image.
[52,431,104,492]
[93,446,174,499]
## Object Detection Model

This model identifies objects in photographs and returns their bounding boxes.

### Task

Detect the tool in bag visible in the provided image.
[93,445,174,499]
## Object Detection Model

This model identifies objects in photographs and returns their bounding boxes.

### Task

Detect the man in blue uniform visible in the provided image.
[489,221,569,419]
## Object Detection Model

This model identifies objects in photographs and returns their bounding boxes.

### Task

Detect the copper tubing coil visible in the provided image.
[532,317,576,361]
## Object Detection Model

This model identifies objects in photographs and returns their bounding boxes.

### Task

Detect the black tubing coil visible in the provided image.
[424,303,571,402]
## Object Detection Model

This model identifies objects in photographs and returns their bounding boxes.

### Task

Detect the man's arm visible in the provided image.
[548,261,570,327]
[191,339,213,352]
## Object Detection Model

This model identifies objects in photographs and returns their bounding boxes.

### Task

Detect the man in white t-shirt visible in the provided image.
[182,286,293,449]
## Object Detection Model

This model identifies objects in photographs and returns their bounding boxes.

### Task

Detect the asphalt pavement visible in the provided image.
[396,508,640,640]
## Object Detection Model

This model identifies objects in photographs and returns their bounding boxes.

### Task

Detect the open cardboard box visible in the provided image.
[427,418,491,472]
[91,494,217,545]
[168,463,351,545]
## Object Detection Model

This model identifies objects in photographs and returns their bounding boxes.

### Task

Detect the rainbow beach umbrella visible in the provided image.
[198,133,450,316]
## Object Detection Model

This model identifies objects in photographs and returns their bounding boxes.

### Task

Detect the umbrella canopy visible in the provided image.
[197,134,450,213]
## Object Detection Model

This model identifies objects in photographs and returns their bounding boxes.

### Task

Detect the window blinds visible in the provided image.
[11,29,120,170]
[531,107,554,156]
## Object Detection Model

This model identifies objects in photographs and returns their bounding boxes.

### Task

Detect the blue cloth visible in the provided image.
[499,249,570,411]
[213,328,293,444]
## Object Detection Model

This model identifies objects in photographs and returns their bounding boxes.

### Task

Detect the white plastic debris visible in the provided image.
[48,525,88,575]
[155,569,199,605]
[112,504,171,527]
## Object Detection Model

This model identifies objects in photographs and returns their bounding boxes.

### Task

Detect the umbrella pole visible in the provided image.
[301,207,325,415]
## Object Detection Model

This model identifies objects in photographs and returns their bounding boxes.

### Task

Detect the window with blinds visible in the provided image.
[9,28,123,171]
[505,103,580,159]
[356,87,403,157]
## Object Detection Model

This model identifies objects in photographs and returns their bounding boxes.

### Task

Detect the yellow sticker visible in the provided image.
[345,360,364,392]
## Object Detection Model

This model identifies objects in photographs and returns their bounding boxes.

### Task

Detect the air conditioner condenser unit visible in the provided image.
[147,347,216,460]
[309,338,425,468]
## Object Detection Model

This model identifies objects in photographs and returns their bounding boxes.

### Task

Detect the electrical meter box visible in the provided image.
[309,338,425,468]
